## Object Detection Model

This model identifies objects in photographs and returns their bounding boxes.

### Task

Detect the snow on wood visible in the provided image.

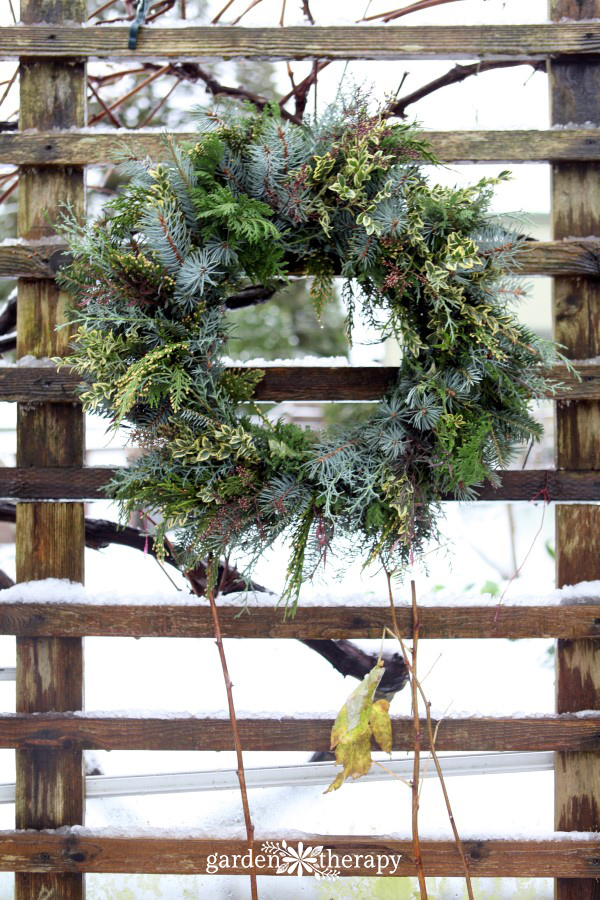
[2,576,600,608]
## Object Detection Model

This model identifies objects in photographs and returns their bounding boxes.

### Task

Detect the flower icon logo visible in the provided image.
[261,840,339,880]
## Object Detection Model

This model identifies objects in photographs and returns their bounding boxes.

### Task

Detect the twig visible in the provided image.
[88,0,121,19]
[231,0,264,25]
[87,79,123,128]
[89,65,171,125]
[155,535,258,900]
[0,178,18,206]
[384,60,544,119]
[408,580,427,898]
[386,574,474,899]
[301,0,315,23]
[138,78,180,127]
[212,0,238,23]
[0,66,18,112]
[279,0,287,26]
[7,0,17,24]
[420,694,474,899]
[195,573,258,900]
[362,0,463,22]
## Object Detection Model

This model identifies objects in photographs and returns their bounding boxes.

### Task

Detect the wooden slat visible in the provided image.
[0,361,592,403]
[1,467,599,502]
[1,832,600,877]
[1,238,599,279]
[1,601,599,640]
[0,24,599,61]
[550,4,600,898]
[2,129,600,165]
[1,712,599,752]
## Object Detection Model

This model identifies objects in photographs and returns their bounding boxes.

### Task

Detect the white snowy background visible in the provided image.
[0,0,581,896]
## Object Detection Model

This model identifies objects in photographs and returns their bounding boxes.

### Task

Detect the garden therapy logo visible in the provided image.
[205,840,402,879]
[262,840,339,879]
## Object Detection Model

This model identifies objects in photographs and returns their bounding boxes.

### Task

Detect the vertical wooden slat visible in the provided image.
[551,2,600,898]
[15,1,86,899]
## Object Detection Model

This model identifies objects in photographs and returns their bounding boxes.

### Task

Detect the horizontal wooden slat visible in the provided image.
[1,712,599,751]
[1,467,599,502]
[1,832,600,877]
[1,601,599,640]
[519,239,600,276]
[2,129,600,165]
[0,361,593,402]
[0,24,599,61]
[1,238,599,279]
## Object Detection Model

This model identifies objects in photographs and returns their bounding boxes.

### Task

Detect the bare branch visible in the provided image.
[231,0,265,26]
[87,78,123,129]
[212,0,238,24]
[385,59,545,119]
[301,0,315,24]
[362,0,464,23]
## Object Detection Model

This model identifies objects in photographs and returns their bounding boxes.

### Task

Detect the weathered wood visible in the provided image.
[2,237,599,279]
[0,23,599,61]
[551,3,600,899]
[0,361,592,403]
[1,600,600,640]
[1,466,599,501]
[2,129,600,165]
[1,712,600,752]
[16,2,86,898]
[1,832,600,878]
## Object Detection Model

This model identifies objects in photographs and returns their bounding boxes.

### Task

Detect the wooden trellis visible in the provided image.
[0,1,599,897]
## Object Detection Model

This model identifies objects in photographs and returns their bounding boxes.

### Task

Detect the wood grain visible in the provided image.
[550,3,600,898]
[1,237,599,278]
[1,467,599,501]
[1,712,600,752]
[1,600,599,640]
[15,1,86,897]
[2,129,600,165]
[0,24,599,61]
[0,361,592,403]
[1,832,600,877]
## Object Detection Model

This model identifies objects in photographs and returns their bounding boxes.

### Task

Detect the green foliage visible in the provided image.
[57,92,566,612]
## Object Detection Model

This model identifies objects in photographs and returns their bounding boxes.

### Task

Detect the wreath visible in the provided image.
[57,95,561,610]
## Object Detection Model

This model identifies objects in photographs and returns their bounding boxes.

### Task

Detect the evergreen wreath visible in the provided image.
[57,94,563,610]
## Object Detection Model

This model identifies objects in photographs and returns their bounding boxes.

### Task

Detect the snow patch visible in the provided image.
[3,577,600,608]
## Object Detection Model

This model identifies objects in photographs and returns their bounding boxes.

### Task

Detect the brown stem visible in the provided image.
[87,79,123,128]
[231,0,264,25]
[138,79,180,128]
[89,65,170,125]
[193,573,258,900]
[386,573,474,899]
[362,0,463,22]
[0,178,18,206]
[212,0,237,24]
[88,0,121,19]
[0,66,18,111]
[385,60,544,119]
[409,579,427,897]
[301,0,315,23]
[158,536,258,900]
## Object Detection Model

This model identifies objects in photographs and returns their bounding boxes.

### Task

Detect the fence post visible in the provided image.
[550,1,600,898]
[15,1,86,898]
